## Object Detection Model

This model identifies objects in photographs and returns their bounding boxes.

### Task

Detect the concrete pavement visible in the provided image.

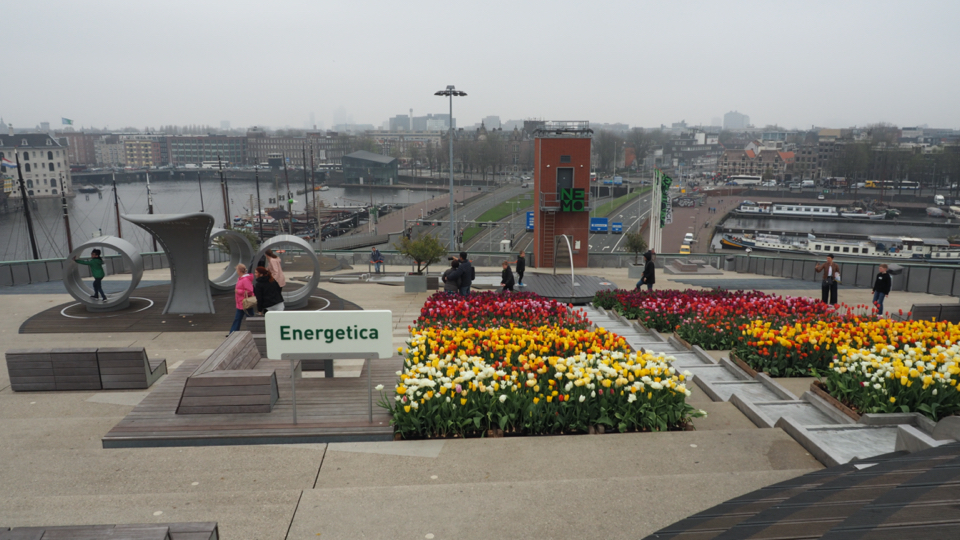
[2,264,950,537]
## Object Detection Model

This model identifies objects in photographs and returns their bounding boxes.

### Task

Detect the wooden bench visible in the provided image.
[96,348,167,390]
[176,331,281,414]
[245,317,334,376]
[0,522,218,539]
[5,348,166,392]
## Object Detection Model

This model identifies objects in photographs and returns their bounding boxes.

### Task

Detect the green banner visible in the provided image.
[658,171,673,227]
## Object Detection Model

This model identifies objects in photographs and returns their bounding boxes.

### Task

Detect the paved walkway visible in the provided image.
[0,265,952,538]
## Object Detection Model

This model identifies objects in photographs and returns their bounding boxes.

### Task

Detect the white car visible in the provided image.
[817,194,825,200]
[683,233,694,242]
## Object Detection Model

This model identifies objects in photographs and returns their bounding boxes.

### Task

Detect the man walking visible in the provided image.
[370,246,384,274]
[815,255,840,305]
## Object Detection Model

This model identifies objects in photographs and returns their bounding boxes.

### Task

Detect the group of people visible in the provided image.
[230,250,286,335]
[440,251,526,295]
[816,254,892,315]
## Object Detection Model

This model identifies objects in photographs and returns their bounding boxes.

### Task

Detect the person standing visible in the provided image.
[513,251,526,287]
[500,261,515,293]
[229,263,255,335]
[637,250,655,291]
[442,260,461,293]
[74,249,107,302]
[370,246,384,274]
[264,249,286,291]
[445,251,473,296]
[872,263,892,315]
[815,255,840,305]
[254,266,285,314]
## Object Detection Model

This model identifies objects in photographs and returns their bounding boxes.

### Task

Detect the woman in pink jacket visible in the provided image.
[229,263,255,335]
[265,250,286,290]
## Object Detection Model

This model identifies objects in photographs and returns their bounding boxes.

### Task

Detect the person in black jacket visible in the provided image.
[442,260,461,293]
[444,251,473,295]
[254,266,285,314]
[514,251,526,287]
[872,263,892,316]
[500,261,515,293]
[637,250,655,291]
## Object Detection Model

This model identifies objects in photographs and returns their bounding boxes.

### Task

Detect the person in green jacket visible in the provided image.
[74,249,107,301]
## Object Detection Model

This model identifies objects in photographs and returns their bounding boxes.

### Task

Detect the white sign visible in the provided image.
[265,310,393,360]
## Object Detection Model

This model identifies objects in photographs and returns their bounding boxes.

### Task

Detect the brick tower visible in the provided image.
[532,122,593,268]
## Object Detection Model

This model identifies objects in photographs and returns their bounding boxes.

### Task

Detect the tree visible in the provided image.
[394,233,448,275]
[623,231,648,265]
[762,167,775,181]
[593,130,624,172]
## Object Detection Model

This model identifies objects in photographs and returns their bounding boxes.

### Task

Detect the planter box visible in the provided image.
[729,351,760,378]
[627,264,645,279]
[404,274,428,293]
[810,380,861,422]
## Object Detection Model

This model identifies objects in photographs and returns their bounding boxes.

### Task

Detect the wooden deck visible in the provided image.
[20,284,360,334]
[522,273,617,305]
[644,442,960,539]
[102,355,401,448]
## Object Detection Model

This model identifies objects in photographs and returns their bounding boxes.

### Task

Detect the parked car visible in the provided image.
[817,194,825,200]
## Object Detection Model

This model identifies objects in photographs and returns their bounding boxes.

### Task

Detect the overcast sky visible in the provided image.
[5,0,958,132]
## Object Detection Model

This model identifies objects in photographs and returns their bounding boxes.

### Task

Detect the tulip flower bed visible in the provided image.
[822,343,960,420]
[734,317,959,378]
[593,289,839,350]
[381,348,703,438]
[415,291,591,331]
[383,292,704,438]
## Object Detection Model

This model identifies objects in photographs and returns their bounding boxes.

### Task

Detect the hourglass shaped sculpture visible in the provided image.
[64,236,143,312]
[208,228,255,294]
[251,235,322,309]
[123,213,215,314]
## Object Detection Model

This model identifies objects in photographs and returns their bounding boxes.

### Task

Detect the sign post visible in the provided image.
[265,310,393,424]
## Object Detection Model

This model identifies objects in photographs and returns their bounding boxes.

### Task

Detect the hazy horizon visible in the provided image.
[5,0,959,131]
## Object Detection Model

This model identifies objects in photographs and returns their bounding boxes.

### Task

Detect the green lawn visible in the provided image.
[591,187,651,218]
[462,195,534,244]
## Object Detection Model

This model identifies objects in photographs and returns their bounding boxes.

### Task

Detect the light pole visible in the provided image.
[435,85,466,251]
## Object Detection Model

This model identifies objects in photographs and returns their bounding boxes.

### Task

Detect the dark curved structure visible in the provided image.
[252,235,321,309]
[208,227,255,294]
[124,213,215,314]
[64,236,143,312]
[645,442,960,539]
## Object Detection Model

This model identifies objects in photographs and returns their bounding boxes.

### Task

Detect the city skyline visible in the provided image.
[4,1,959,131]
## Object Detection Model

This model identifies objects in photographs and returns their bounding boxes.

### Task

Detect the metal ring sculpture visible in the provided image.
[209,228,255,294]
[252,235,321,309]
[64,236,143,312]
[123,213,215,314]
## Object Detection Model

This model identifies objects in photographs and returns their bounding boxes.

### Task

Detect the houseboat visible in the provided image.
[722,233,960,262]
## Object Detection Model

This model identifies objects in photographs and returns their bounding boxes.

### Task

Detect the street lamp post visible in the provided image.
[435,85,467,251]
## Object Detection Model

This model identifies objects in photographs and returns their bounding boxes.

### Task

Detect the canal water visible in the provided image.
[0,179,446,261]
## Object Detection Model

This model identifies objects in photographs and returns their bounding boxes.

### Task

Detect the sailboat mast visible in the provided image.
[112,173,122,238]
[59,173,73,253]
[197,170,205,212]
[255,165,264,242]
[282,153,291,234]
[218,155,230,229]
[14,150,40,259]
[310,145,316,239]
[145,169,157,251]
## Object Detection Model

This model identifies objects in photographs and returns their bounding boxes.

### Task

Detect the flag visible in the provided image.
[1,157,16,169]
[62,118,73,125]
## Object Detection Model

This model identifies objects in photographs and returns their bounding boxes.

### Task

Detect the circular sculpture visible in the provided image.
[209,228,255,294]
[64,236,143,312]
[252,235,321,309]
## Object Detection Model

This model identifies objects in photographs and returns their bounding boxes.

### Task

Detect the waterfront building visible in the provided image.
[56,131,99,167]
[341,150,398,185]
[0,132,73,198]
[95,135,126,167]
[718,147,794,180]
[166,135,247,167]
[247,129,352,167]
[124,139,163,168]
